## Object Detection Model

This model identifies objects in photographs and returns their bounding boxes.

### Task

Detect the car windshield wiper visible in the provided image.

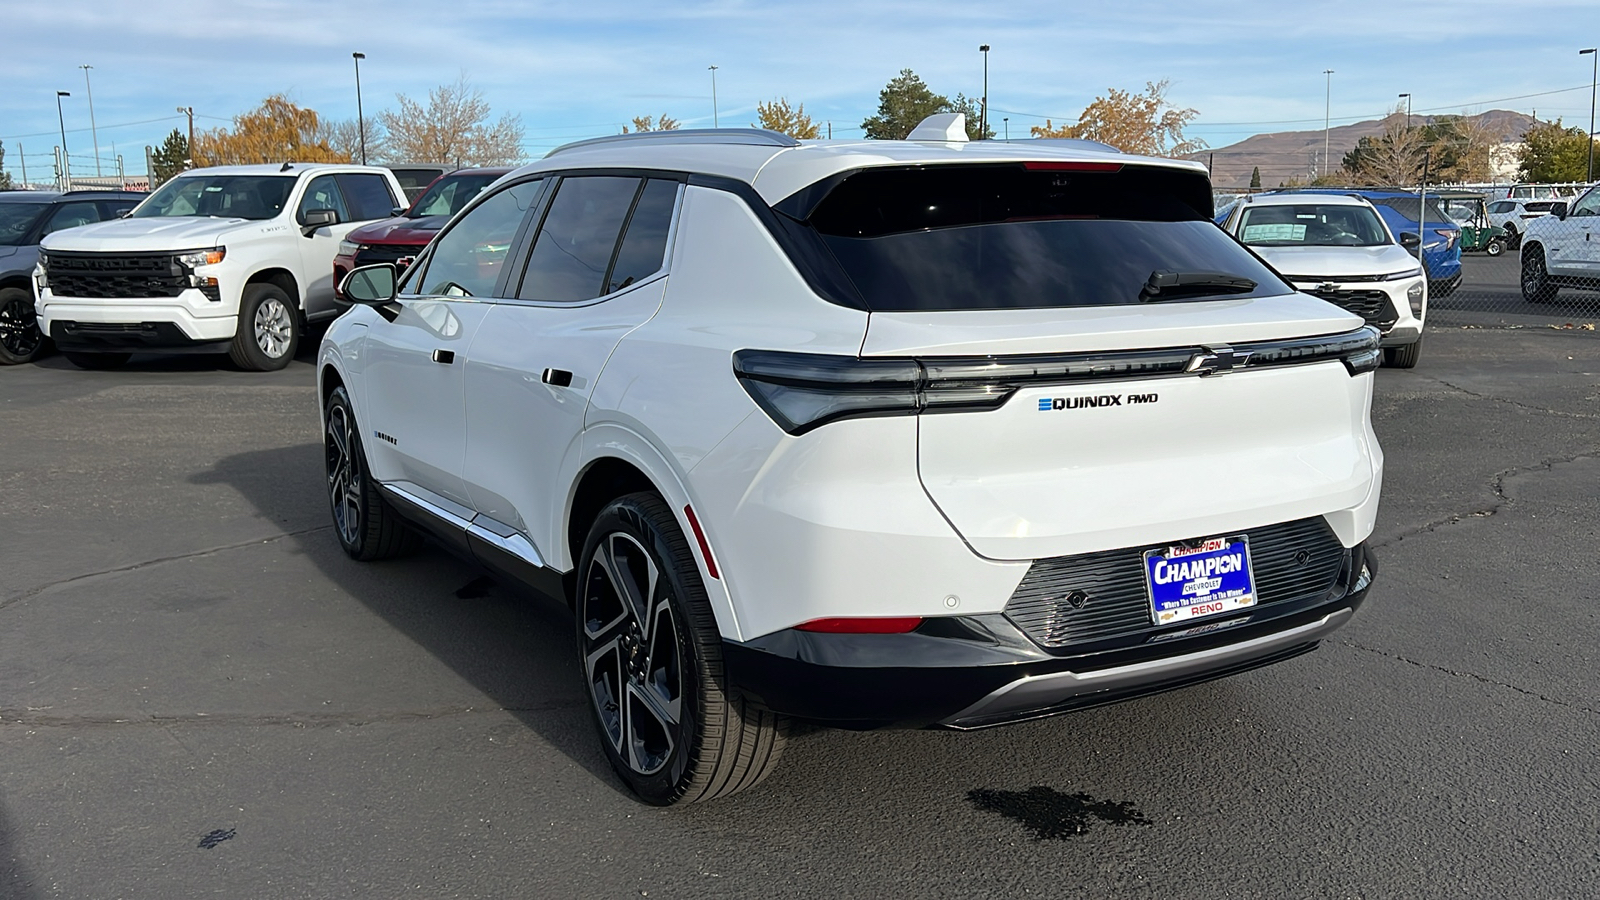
[1139,269,1258,302]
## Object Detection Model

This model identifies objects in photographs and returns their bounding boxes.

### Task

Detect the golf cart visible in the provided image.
[1437,190,1507,256]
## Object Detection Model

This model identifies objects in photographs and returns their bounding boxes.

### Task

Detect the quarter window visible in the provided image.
[412,179,542,298]
[606,179,679,293]
[297,175,348,225]
[335,173,399,221]
[517,176,640,303]
[1569,189,1600,218]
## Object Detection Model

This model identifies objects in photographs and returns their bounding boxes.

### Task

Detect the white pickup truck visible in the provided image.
[35,163,406,370]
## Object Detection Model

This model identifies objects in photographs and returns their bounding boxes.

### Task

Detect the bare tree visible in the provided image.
[377,75,525,166]
[316,118,385,164]
[1346,107,1426,185]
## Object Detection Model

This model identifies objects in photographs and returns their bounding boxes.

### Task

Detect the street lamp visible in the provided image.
[708,65,719,128]
[1398,92,1411,131]
[979,44,990,139]
[80,65,101,176]
[1582,48,1597,182]
[55,91,71,190]
[1322,69,1334,179]
[1003,117,1009,141]
[352,52,367,164]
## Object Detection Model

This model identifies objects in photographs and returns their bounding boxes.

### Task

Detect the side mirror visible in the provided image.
[391,206,407,217]
[1551,201,1569,220]
[339,263,398,306]
[301,207,338,235]
[1398,232,1421,249]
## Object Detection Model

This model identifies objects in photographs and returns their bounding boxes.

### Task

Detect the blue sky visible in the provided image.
[4,0,1597,179]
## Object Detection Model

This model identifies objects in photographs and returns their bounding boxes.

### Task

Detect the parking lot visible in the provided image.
[2,291,1597,897]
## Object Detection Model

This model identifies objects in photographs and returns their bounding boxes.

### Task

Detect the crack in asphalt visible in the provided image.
[0,525,333,615]
[1370,450,1597,550]
[1332,638,1600,717]
[0,702,584,730]
[1430,376,1600,421]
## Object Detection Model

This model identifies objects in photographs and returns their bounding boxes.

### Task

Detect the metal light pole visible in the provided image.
[1398,92,1411,131]
[1003,117,1009,141]
[708,65,719,128]
[352,52,368,164]
[1582,48,1597,182]
[177,106,194,164]
[979,44,990,139]
[55,91,71,190]
[1322,69,1334,179]
[80,65,101,176]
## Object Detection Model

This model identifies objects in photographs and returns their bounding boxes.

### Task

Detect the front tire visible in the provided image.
[1521,248,1558,304]
[0,287,46,365]
[324,385,418,560]
[229,283,300,371]
[1485,236,1504,256]
[577,493,786,805]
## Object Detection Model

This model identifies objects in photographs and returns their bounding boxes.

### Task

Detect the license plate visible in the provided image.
[1144,536,1257,625]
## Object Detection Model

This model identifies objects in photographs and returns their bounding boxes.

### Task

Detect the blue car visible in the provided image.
[1275,189,1462,295]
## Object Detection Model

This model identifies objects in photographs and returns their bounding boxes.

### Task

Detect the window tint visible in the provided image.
[1238,204,1389,247]
[1490,201,1513,213]
[413,179,542,298]
[98,200,138,220]
[1571,189,1600,217]
[133,175,294,220]
[607,179,678,293]
[336,173,398,221]
[298,175,348,224]
[1369,196,1449,224]
[517,176,640,302]
[42,201,102,236]
[411,173,501,217]
[0,204,47,246]
[807,164,1285,311]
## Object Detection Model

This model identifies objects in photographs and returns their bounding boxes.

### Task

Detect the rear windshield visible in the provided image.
[1523,201,1557,213]
[1238,204,1390,247]
[805,164,1289,311]
[1368,196,1451,225]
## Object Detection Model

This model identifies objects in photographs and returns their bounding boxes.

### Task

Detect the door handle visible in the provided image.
[542,368,573,387]
[432,349,455,364]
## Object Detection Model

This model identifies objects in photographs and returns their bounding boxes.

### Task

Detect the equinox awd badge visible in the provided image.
[1038,393,1159,410]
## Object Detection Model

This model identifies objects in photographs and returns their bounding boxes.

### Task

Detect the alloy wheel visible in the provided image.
[325,403,363,546]
[581,531,684,777]
[0,294,42,358]
[255,298,293,358]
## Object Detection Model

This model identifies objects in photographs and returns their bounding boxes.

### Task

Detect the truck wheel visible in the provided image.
[1383,336,1423,369]
[1520,249,1558,304]
[577,492,787,805]
[0,287,46,365]
[229,283,300,371]
[324,385,418,561]
[63,351,131,370]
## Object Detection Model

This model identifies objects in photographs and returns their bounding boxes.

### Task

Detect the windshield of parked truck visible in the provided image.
[0,203,48,246]
[1238,204,1390,246]
[132,175,295,220]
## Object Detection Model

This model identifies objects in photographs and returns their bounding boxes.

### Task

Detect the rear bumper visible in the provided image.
[725,543,1374,730]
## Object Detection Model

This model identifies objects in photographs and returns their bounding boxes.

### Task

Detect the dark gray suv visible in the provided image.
[0,190,146,364]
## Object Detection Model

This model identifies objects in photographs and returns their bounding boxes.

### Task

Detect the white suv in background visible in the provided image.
[35,163,406,370]
[1220,192,1428,368]
[322,120,1384,805]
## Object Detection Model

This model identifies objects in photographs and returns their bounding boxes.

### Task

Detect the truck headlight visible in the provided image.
[339,241,363,257]
[175,247,226,268]
[1406,281,1424,316]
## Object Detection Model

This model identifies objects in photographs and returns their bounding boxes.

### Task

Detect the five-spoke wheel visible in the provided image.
[323,385,416,560]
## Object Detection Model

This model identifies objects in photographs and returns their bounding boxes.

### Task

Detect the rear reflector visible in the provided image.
[1022,161,1124,172]
[683,505,719,580]
[794,616,924,634]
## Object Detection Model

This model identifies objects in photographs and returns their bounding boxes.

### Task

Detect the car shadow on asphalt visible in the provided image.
[0,802,41,900]
[193,441,630,797]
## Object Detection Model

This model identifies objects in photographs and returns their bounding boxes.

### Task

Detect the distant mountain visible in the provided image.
[1188,109,1536,189]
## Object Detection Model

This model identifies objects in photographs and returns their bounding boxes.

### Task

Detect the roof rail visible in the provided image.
[546,128,802,157]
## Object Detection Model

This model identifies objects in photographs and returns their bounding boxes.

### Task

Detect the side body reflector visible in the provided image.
[794,617,924,634]
[683,505,719,580]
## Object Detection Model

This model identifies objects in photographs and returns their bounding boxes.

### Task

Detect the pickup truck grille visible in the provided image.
[45,252,187,299]
[1005,517,1347,649]
[1304,288,1398,330]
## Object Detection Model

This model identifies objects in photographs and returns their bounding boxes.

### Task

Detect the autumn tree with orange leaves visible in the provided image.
[1032,80,1204,157]
[754,98,820,139]
[193,95,350,167]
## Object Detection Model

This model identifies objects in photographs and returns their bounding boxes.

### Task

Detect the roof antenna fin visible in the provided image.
[907,113,969,142]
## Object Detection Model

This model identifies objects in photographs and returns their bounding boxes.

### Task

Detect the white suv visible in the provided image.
[1219,192,1428,368]
[35,163,406,370]
[321,120,1384,804]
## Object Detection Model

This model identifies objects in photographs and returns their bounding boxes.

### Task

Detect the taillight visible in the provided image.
[1433,229,1457,250]
[1022,161,1124,172]
[794,616,924,634]
[731,351,1011,435]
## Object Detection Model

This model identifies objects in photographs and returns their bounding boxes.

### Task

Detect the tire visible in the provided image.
[1503,224,1521,250]
[576,492,787,805]
[0,286,47,365]
[1520,248,1559,304]
[1383,336,1422,369]
[1485,236,1504,257]
[228,283,300,371]
[324,385,419,561]
[63,351,131,370]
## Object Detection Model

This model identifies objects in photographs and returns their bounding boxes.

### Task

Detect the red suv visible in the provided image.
[334,168,510,297]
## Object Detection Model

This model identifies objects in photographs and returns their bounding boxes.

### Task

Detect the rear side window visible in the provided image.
[804,164,1287,311]
[606,179,678,293]
[517,176,639,303]
[336,173,398,221]
[1369,197,1449,224]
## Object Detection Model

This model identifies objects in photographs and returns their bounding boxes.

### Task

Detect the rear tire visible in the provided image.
[324,385,418,561]
[63,351,130,370]
[1520,248,1558,304]
[0,287,45,365]
[1383,336,1422,369]
[1485,236,1504,257]
[229,283,300,371]
[577,492,787,805]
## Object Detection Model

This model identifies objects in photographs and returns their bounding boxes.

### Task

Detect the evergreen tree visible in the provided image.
[1249,166,1261,189]
[150,129,190,185]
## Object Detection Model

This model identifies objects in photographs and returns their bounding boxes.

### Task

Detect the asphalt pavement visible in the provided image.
[1,320,1597,899]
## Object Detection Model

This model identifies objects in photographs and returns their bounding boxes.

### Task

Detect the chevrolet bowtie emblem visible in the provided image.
[1186,346,1252,376]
